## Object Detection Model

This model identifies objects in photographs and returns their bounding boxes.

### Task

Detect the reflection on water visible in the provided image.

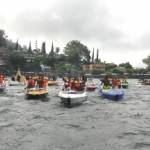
[0,79,150,150]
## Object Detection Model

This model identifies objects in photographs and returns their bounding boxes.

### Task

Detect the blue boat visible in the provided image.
[100,88,124,101]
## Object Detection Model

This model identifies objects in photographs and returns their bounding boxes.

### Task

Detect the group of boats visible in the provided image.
[139,79,150,85]
[0,69,131,108]
[57,77,129,107]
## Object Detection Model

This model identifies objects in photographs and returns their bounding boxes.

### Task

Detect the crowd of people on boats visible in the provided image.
[101,75,128,89]
[62,75,87,91]
[26,74,48,89]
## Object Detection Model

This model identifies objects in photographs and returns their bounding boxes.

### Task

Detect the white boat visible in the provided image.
[58,86,87,107]
[0,82,6,92]
[86,79,97,91]
[9,80,26,86]
[9,68,26,86]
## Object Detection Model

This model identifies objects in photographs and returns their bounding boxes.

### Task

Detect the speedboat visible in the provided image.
[0,82,6,92]
[143,79,150,85]
[86,79,97,91]
[9,80,26,86]
[58,86,87,107]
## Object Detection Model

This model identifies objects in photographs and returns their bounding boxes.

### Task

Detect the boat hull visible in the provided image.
[0,84,6,92]
[48,80,58,86]
[100,89,124,101]
[58,90,87,107]
[122,84,128,89]
[26,88,48,99]
[86,86,97,91]
[9,81,26,86]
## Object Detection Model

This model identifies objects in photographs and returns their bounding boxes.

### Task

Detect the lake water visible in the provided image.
[0,79,150,150]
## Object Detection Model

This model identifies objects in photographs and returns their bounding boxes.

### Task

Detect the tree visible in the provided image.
[112,66,125,74]
[119,62,132,69]
[15,40,19,50]
[64,40,91,67]
[0,29,7,47]
[49,42,54,57]
[92,48,94,63]
[47,42,56,69]
[105,63,117,72]
[28,41,32,52]
[41,42,46,55]
[8,52,26,70]
[143,55,150,71]
[55,47,60,54]
[95,49,101,63]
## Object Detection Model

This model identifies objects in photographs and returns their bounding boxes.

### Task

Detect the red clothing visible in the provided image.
[75,81,81,90]
[41,79,47,87]
[28,79,35,88]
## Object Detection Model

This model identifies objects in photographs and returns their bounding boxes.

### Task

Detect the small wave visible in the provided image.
[123,131,139,136]
[133,142,150,149]
[0,123,14,129]
[0,108,10,114]
[33,115,52,121]
[65,124,87,130]
[121,130,150,138]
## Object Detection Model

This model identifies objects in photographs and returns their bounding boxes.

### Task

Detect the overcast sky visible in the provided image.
[1,0,150,67]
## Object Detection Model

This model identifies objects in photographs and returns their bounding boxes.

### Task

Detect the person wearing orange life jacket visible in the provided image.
[0,77,3,84]
[41,76,48,88]
[27,76,35,88]
[116,78,121,88]
[74,79,81,91]
[0,74,5,84]
[68,79,72,88]
[71,78,76,90]
[111,77,120,88]
[112,77,117,88]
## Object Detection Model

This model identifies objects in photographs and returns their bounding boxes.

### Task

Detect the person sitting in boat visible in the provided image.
[40,76,48,88]
[17,75,21,82]
[74,78,83,91]
[52,75,56,81]
[112,77,117,88]
[64,77,72,89]
[0,76,4,84]
[116,78,121,88]
[36,75,43,88]
[101,76,111,89]
[0,74,5,81]
[63,78,69,88]
[27,76,35,89]
[112,77,121,88]
[81,74,87,85]
[11,75,16,81]
[71,78,76,90]
[122,78,128,84]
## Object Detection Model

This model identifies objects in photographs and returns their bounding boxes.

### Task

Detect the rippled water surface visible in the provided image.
[0,79,150,150]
